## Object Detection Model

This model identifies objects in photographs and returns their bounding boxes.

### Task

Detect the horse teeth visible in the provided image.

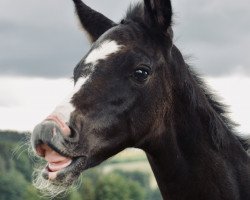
[47,159,72,172]
[48,171,58,180]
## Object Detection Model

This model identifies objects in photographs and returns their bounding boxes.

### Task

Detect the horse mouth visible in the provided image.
[36,143,86,185]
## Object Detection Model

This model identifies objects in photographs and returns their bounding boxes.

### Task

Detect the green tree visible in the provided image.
[69,191,82,200]
[95,173,130,200]
[0,170,28,200]
[79,177,96,200]
[0,156,5,172]
[13,149,33,181]
[148,188,162,200]
[0,142,15,171]
[127,180,146,200]
[114,170,151,189]
[95,172,147,200]
[23,185,47,200]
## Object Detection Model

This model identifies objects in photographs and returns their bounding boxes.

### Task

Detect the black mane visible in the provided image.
[125,3,248,152]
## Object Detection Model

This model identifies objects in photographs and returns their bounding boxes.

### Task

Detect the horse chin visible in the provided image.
[33,156,86,197]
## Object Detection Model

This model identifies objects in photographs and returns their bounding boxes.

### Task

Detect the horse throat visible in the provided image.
[142,79,248,200]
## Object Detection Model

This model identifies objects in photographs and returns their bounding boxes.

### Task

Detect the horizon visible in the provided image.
[0,0,249,137]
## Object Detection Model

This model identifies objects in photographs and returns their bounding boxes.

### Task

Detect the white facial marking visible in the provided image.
[51,76,90,123]
[85,40,123,66]
[50,40,122,123]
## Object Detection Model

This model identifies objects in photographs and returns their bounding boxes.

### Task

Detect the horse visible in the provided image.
[31,0,250,199]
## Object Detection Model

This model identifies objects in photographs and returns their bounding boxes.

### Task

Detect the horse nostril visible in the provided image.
[35,142,46,157]
[67,126,79,142]
[69,126,77,138]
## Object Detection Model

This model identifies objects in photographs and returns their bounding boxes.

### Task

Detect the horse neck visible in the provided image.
[143,63,248,200]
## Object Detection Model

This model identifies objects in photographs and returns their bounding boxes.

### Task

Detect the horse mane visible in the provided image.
[124,2,144,23]
[171,45,249,152]
[122,2,250,153]
[195,72,249,151]
[124,3,249,153]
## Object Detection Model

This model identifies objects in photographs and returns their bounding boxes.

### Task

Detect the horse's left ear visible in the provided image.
[144,0,173,37]
[72,0,116,43]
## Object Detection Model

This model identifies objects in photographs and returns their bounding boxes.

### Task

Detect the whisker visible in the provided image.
[33,167,69,198]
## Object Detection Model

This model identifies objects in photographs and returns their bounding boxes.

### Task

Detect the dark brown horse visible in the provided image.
[31,0,250,199]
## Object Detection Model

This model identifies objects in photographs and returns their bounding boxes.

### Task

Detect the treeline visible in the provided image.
[0,131,162,200]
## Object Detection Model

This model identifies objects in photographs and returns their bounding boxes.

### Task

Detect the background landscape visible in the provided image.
[0,131,160,200]
[0,0,249,199]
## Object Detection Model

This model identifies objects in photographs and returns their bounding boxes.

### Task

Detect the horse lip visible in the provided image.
[35,140,76,160]
[47,158,72,172]
[47,143,72,158]
[42,156,87,182]
[47,141,88,159]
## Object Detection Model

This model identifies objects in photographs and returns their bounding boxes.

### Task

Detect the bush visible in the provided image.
[95,172,146,200]
[114,169,151,189]
[0,170,28,200]
[95,173,130,200]
[79,177,96,200]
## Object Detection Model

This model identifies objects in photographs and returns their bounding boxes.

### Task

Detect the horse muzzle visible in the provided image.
[31,115,85,183]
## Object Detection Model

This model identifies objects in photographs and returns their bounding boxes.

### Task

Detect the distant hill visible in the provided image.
[0,130,29,142]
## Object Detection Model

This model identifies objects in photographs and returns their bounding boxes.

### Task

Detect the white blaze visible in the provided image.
[85,40,123,66]
[51,76,89,123]
[51,40,123,123]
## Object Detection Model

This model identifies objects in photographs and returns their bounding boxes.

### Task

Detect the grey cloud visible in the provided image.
[0,22,87,78]
[0,0,90,78]
[173,0,250,76]
[0,0,249,78]
[0,0,133,78]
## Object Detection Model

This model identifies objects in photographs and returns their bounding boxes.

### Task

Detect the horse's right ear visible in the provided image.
[143,0,173,37]
[72,0,116,43]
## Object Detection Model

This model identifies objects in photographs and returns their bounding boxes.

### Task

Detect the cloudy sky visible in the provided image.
[0,0,249,136]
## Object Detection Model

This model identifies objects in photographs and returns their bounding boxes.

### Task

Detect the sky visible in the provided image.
[0,0,249,136]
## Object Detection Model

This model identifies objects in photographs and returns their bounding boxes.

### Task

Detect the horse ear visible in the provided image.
[144,0,173,36]
[72,0,116,43]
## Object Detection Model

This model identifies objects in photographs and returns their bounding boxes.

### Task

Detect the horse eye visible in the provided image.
[132,67,150,83]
